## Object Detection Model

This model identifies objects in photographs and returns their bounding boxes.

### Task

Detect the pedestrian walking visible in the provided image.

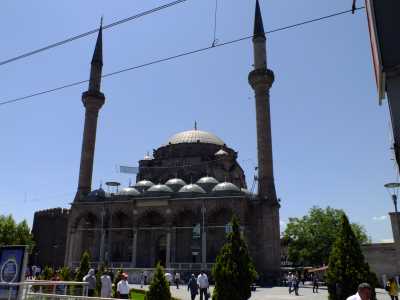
[100,270,112,298]
[312,274,319,293]
[116,273,130,299]
[143,270,148,285]
[346,282,372,300]
[197,271,209,300]
[174,272,180,289]
[287,272,294,294]
[293,274,300,296]
[83,269,96,297]
[386,278,399,300]
[188,274,199,300]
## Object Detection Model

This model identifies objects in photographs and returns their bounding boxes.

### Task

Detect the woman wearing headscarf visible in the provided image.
[83,269,96,297]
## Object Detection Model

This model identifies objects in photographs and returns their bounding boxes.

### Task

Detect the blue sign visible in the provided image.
[0,246,27,300]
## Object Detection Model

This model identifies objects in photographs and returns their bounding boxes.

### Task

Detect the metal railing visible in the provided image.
[0,280,89,300]
[25,293,119,300]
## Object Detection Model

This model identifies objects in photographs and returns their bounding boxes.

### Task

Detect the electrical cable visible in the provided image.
[0,0,187,67]
[0,6,365,107]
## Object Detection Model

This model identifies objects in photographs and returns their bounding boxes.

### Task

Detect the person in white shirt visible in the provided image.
[346,283,372,300]
[100,271,112,298]
[117,273,130,299]
[174,272,181,289]
[197,271,209,300]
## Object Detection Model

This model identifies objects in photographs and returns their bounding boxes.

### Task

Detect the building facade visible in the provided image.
[362,212,400,285]
[33,0,281,283]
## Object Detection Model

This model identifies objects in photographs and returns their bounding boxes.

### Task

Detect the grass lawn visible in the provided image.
[130,291,145,300]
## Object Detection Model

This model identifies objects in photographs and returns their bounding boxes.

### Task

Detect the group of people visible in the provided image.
[187,271,210,300]
[82,269,130,299]
[83,268,210,300]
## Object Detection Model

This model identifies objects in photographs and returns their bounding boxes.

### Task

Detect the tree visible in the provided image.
[144,263,171,300]
[283,206,368,266]
[59,266,71,281]
[40,266,54,280]
[75,251,90,282]
[112,269,123,297]
[212,216,257,300]
[327,214,378,300]
[0,215,34,249]
[95,264,105,296]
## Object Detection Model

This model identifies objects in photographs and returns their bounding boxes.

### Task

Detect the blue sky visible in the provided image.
[0,0,395,242]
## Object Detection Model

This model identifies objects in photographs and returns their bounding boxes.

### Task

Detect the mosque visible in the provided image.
[32,0,281,283]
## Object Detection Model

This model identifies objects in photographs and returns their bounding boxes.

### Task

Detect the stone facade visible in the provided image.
[31,208,69,268]
[62,129,280,282]
[362,212,400,285]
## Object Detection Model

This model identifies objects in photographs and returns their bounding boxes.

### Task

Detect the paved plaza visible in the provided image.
[130,284,388,300]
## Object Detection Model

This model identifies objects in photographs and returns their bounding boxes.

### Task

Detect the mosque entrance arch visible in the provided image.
[156,235,166,267]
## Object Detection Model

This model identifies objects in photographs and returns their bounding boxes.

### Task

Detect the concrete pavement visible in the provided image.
[130,284,389,300]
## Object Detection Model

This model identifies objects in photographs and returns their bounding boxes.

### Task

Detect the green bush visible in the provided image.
[112,269,123,297]
[74,251,90,282]
[212,216,257,300]
[144,263,171,300]
[59,266,71,281]
[326,214,379,300]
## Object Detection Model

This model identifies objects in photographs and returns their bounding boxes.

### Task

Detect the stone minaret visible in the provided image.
[247,2,281,282]
[75,21,105,201]
[248,0,277,202]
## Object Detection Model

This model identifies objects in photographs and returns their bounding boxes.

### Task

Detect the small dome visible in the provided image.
[166,130,225,146]
[215,149,229,156]
[165,178,187,192]
[118,187,141,196]
[87,188,110,200]
[196,176,219,193]
[197,176,219,184]
[212,182,241,194]
[178,184,206,194]
[147,184,173,194]
[165,178,186,186]
[88,188,106,197]
[135,180,154,190]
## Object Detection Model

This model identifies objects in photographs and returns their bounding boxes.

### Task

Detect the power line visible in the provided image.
[0,0,187,67]
[0,6,365,107]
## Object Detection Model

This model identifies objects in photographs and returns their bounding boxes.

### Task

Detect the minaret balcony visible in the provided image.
[248,68,274,90]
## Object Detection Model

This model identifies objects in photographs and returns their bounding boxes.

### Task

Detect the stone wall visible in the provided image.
[64,194,280,282]
[362,242,398,285]
[362,212,400,286]
[31,208,70,268]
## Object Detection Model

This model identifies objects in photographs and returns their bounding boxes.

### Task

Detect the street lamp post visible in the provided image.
[201,199,207,270]
[384,182,400,278]
[384,182,400,213]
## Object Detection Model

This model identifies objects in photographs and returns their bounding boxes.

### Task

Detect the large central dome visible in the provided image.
[166,130,225,146]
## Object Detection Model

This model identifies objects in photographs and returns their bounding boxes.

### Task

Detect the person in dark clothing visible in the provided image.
[188,274,199,300]
[313,275,319,293]
[293,275,300,296]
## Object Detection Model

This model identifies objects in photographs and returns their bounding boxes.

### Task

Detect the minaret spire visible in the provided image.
[75,18,106,201]
[248,0,276,201]
[89,18,103,92]
[254,0,265,39]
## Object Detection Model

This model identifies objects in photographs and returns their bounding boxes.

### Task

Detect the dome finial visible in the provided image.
[194,121,198,130]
